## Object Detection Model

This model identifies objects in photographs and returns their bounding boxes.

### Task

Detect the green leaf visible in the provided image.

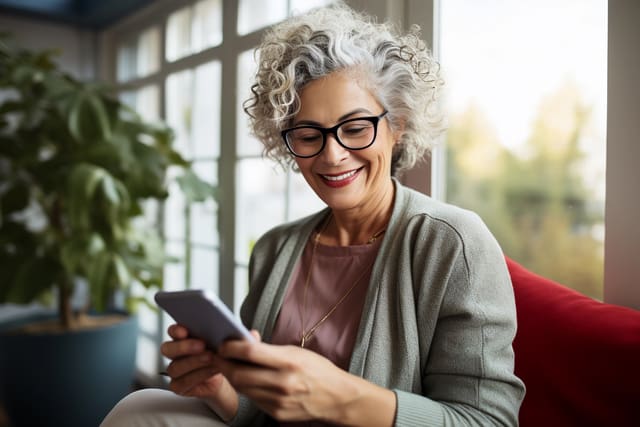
[87,251,112,312]
[176,169,217,203]
[67,90,112,144]
[125,140,170,198]
[0,180,30,216]
[112,254,131,288]
[101,173,122,205]
[86,91,112,141]
[67,164,104,231]
[59,234,106,276]
[67,92,84,142]
[5,257,61,304]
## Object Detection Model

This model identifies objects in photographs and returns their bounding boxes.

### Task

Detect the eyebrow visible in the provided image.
[293,108,375,127]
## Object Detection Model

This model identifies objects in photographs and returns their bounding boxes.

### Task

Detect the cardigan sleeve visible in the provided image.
[393,209,525,426]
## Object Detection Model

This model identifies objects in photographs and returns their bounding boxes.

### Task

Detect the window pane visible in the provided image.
[190,200,218,246]
[192,0,223,52]
[136,336,159,378]
[166,0,222,62]
[163,241,186,291]
[166,69,193,157]
[235,159,287,265]
[136,300,159,335]
[163,180,186,241]
[234,266,249,314]
[116,27,160,82]
[238,0,287,35]
[137,26,160,77]
[119,85,159,122]
[193,61,222,158]
[237,49,263,156]
[192,159,218,185]
[440,0,607,299]
[166,6,191,62]
[116,39,137,82]
[135,85,160,121]
[167,63,220,159]
[190,160,219,247]
[191,247,219,293]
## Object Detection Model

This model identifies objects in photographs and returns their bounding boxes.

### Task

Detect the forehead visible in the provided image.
[296,70,381,123]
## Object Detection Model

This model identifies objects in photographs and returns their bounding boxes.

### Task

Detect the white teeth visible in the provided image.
[323,169,358,181]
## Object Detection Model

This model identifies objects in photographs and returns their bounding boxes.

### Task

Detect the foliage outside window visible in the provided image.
[440,0,607,300]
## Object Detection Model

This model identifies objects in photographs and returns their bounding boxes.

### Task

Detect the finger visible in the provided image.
[161,337,206,359]
[237,386,298,416]
[169,365,221,396]
[216,356,289,392]
[166,351,216,379]
[219,341,299,370]
[167,323,189,339]
[224,372,311,422]
[250,329,262,341]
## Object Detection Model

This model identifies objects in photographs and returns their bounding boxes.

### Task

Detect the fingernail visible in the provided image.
[192,341,204,351]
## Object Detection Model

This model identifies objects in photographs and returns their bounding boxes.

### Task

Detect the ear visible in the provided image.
[392,118,406,145]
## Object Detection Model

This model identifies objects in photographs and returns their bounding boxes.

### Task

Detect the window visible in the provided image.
[439,0,607,299]
[109,0,332,384]
[165,0,222,62]
[116,26,160,82]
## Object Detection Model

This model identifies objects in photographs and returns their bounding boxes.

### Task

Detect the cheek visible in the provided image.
[295,158,317,180]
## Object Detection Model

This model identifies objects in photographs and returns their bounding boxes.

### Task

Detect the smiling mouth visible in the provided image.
[321,168,359,181]
[320,166,364,188]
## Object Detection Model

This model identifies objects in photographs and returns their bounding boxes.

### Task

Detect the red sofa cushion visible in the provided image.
[506,257,640,427]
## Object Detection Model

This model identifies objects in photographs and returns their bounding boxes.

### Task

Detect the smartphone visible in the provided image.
[155,289,255,350]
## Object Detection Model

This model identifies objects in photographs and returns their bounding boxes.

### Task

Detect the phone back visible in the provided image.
[155,289,253,350]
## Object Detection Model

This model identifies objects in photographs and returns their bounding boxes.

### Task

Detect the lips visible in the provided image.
[319,167,363,188]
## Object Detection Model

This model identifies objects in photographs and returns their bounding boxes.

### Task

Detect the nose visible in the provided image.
[320,132,348,164]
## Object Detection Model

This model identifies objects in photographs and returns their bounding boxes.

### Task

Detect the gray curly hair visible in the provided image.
[243,2,444,175]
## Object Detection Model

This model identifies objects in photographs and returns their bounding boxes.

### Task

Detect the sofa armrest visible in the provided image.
[506,257,640,427]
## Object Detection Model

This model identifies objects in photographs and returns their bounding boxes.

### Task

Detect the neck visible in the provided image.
[320,179,395,246]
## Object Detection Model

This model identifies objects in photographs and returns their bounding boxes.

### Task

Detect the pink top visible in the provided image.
[270,233,382,426]
[271,233,382,370]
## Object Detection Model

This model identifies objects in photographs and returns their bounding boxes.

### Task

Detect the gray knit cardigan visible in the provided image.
[230,179,525,426]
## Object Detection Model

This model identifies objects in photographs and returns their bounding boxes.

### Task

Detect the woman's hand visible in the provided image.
[160,324,241,421]
[216,340,396,426]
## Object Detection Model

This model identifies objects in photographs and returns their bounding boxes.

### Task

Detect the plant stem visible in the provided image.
[59,275,74,329]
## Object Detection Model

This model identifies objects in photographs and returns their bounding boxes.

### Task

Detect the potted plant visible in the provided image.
[0,37,215,426]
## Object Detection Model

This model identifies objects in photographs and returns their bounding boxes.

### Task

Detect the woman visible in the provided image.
[101,3,525,426]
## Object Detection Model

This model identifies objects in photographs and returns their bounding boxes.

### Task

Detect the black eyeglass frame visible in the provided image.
[281,110,389,158]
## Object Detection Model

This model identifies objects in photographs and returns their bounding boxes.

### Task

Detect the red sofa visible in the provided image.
[506,257,640,427]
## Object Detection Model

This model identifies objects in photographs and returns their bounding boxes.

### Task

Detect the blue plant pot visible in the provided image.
[0,313,138,427]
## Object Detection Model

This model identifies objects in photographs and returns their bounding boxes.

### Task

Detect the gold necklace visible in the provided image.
[298,214,386,348]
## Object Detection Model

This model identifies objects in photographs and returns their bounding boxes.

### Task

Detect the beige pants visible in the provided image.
[100,389,228,427]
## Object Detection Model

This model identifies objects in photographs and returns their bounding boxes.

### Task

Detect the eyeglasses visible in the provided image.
[281,110,388,158]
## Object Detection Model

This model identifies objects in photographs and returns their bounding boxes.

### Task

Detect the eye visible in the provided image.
[340,120,373,136]
[290,128,322,144]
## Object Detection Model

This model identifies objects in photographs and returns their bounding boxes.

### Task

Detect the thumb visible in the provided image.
[250,329,262,342]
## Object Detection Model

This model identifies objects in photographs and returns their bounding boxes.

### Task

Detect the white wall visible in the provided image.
[604,0,640,310]
[0,12,97,80]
